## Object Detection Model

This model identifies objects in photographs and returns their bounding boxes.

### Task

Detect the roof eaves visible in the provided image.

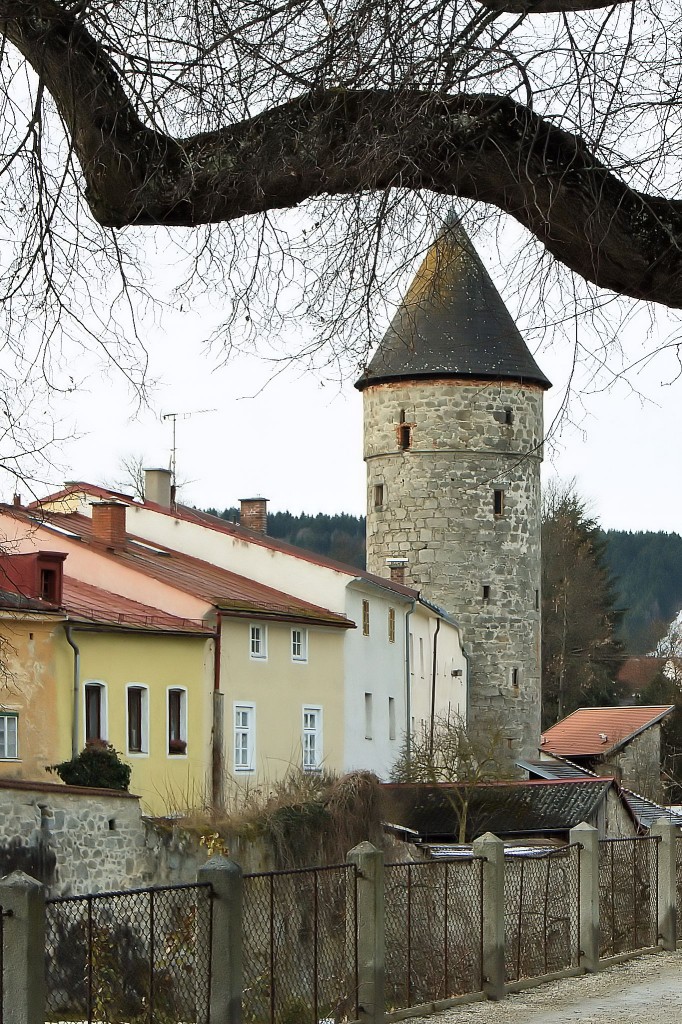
[605,706,675,755]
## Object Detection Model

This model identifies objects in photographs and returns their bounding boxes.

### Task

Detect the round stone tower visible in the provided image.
[356,222,551,764]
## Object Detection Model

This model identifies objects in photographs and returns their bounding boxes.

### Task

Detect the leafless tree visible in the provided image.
[0,0,680,391]
[391,712,509,842]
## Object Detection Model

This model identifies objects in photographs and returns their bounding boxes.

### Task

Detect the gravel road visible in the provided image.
[407,951,682,1024]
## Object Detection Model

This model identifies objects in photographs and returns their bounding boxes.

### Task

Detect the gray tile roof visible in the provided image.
[356,221,551,391]
[383,779,611,841]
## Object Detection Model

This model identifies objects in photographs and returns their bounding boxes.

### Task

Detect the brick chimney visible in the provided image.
[240,497,268,534]
[91,502,127,548]
[386,557,409,585]
[144,468,172,508]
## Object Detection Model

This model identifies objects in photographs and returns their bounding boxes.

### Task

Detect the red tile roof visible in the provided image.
[29,483,421,600]
[541,705,674,757]
[62,578,211,633]
[9,506,353,629]
[616,657,675,688]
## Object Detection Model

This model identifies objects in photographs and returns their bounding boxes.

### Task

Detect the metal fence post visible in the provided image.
[198,854,243,1024]
[0,870,45,1024]
[472,832,505,1000]
[570,821,600,972]
[651,817,676,950]
[348,841,385,1024]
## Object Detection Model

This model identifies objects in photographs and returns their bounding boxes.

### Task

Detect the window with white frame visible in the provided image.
[234,703,255,771]
[167,687,188,755]
[84,682,107,743]
[126,685,149,755]
[0,712,18,758]
[302,706,323,770]
[291,628,308,662]
[250,623,267,659]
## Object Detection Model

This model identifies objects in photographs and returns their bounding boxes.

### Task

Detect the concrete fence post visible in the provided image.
[198,854,243,1024]
[472,831,505,1000]
[348,841,385,1024]
[651,816,677,951]
[570,821,600,972]
[0,870,46,1024]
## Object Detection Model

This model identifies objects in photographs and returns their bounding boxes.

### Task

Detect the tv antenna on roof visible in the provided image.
[162,408,217,488]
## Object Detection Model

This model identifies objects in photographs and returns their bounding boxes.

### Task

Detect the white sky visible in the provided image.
[16,237,682,534]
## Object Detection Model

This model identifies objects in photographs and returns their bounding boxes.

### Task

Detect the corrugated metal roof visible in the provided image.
[5,507,354,628]
[541,706,674,757]
[355,220,551,392]
[620,789,682,830]
[518,758,595,780]
[383,779,612,842]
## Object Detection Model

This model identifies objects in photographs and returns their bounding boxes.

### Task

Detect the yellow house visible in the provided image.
[0,506,354,810]
[0,554,214,814]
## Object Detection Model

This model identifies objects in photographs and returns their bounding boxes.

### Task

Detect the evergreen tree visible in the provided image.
[541,484,625,728]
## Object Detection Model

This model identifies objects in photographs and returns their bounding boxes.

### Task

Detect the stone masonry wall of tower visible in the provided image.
[363,377,544,765]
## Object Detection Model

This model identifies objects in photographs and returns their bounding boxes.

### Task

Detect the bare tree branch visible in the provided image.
[1,0,680,309]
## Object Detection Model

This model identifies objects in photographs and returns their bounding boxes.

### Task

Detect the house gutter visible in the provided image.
[462,644,472,726]
[64,622,80,759]
[405,598,416,766]
[212,611,225,812]
[429,617,441,759]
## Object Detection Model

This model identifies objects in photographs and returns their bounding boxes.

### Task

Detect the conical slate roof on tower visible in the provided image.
[355,221,551,391]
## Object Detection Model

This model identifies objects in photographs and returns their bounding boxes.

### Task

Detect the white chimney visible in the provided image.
[144,468,172,508]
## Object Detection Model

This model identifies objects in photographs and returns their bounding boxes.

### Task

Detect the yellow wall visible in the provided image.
[0,616,213,817]
[0,616,72,780]
[77,631,213,815]
[220,617,346,783]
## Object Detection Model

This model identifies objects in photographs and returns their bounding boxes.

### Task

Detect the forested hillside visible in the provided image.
[206,507,367,569]
[204,506,682,655]
[602,531,682,654]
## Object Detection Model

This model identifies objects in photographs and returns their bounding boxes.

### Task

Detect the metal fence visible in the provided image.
[598,837,659,957]
[242,863,358,1024]
[676,836,682,941]
[45,882,213,1024]
[384,857,484,1011]
[0,904,5,1024]
[503,845,581,983]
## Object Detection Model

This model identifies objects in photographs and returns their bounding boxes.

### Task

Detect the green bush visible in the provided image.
[47,742,131,791]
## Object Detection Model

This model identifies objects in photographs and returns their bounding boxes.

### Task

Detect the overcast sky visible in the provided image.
[18,236,682,535]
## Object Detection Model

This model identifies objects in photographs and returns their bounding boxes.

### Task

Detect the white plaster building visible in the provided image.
[30,478,467,780]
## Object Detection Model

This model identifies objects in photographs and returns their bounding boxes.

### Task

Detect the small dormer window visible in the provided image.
[40,568,58,603]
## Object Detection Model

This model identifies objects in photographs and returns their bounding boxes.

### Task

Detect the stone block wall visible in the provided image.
[363,377,544,763]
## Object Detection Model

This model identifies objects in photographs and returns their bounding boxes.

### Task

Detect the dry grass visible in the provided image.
[158,767,387,869]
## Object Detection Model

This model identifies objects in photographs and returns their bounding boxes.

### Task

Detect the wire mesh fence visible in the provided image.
[671,835,675,937]
[599,837,659,957]
[242,863,358,1024]
[384,857,484,1011]
[0,905,5,1024]
[44,882,213,1024]
[503,845,581,983]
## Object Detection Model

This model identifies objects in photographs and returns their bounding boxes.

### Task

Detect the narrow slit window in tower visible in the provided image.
[482,585,491,602]
[535,589,540,610]
[399,424,412,450]
[493,489,504,516]
[504,408,514,425]
[374,484,384,507]
[512,668,520,691]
